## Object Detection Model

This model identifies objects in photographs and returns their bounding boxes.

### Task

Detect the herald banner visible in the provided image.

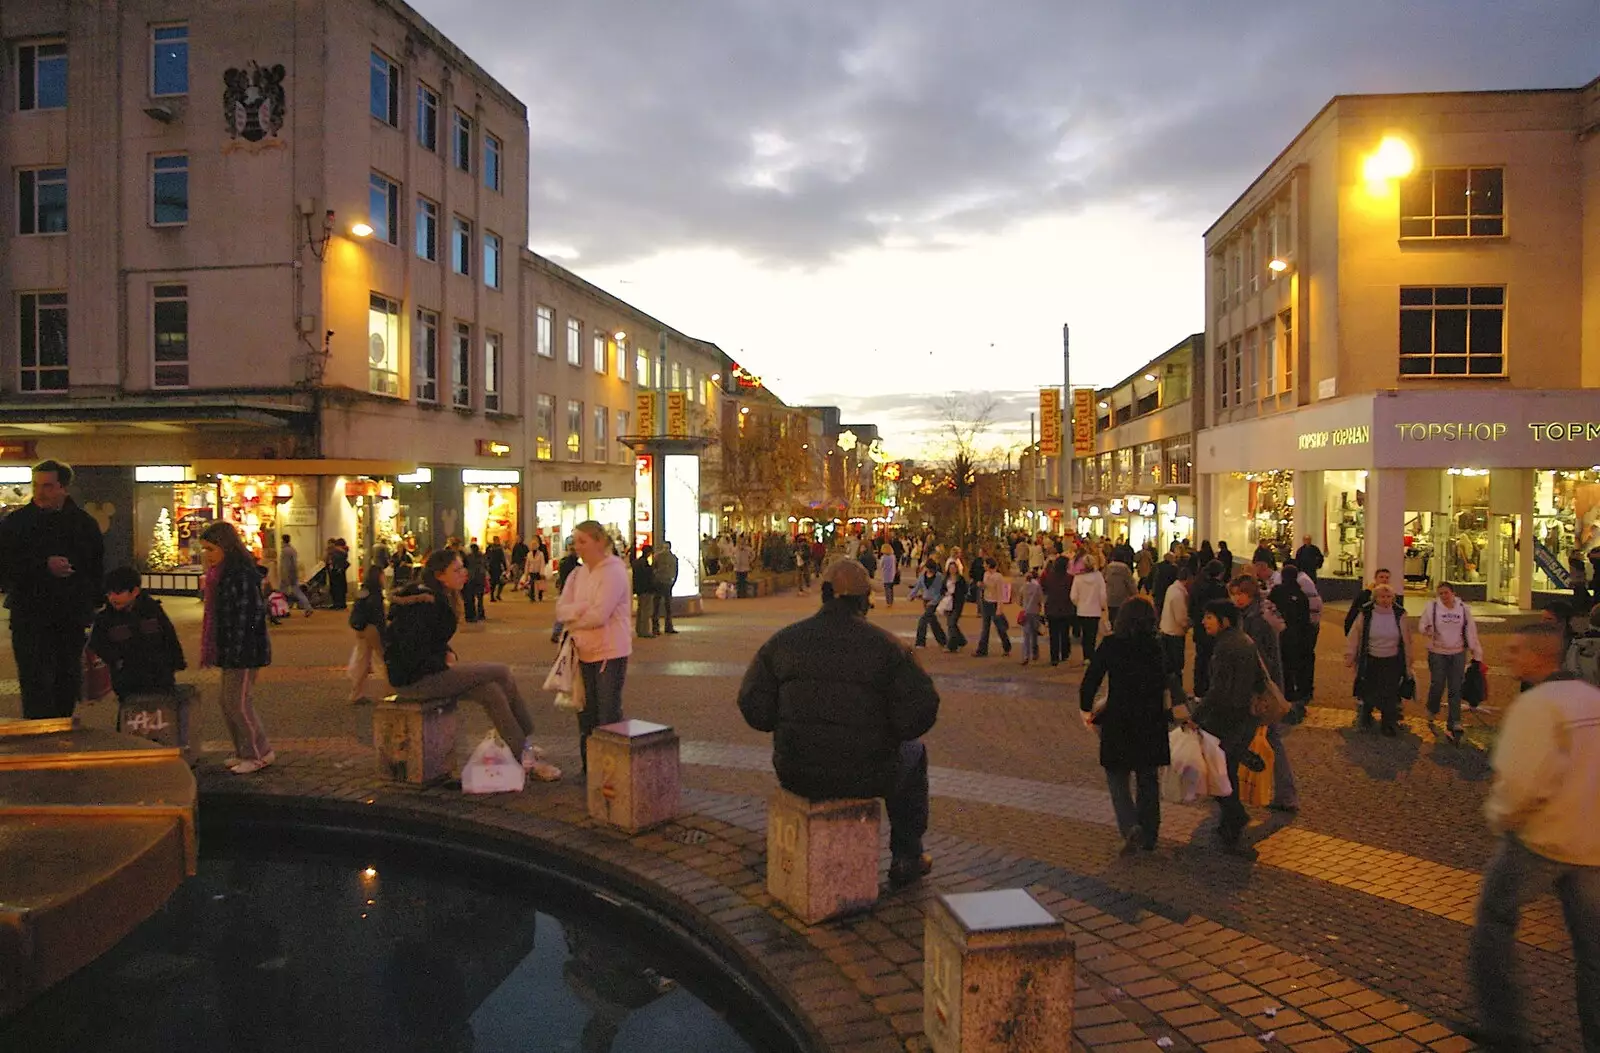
[1038,388,1062,456]
[1072,388,1096,455]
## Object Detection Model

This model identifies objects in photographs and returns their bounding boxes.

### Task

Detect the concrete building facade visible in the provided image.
[1197,75,1600,606]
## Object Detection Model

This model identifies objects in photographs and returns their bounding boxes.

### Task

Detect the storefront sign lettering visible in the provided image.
[1529,422,1600,442]
[560,478,603,494]
[1297,425,1369,450]
[1395,422,1506,442]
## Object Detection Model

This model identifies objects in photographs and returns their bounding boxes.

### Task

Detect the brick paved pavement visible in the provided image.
[2,586,1583,1050]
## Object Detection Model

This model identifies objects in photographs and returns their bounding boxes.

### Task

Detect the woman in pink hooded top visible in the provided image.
[555,520,633,771]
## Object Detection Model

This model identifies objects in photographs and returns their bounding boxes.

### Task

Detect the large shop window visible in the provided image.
[1321,469,1366,580]
[1399,286,1504,377]
[1534,469,1600,589]
[135,479,215,572]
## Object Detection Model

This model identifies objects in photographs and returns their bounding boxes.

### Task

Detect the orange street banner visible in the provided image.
[1038,389,1062,456]
[666,390,689,437]
[1072,388,1096,455]
[636,391,658,436]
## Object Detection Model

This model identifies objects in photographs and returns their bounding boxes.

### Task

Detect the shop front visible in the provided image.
[529,467,633,553]
[1198,390,1600,608]
[461,468,522,548]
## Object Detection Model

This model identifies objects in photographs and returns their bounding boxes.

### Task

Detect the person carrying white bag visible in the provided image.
[554,521,633,775]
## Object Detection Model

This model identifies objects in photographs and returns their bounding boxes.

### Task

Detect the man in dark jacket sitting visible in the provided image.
[737,559,941,888]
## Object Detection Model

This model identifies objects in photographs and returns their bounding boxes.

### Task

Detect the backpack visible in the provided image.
[1567,633,1600,687]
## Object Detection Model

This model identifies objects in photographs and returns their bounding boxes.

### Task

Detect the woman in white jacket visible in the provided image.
[1070,555,1108,663]
[554,521,633,771]
[1419,582,1484,744]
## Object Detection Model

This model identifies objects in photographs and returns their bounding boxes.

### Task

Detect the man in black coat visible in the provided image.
[0,460,106,718]
[737,559,941,887]
[1293,535,1325,582]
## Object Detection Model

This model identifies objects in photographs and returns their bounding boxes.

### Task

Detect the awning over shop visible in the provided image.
[0,396,311,431]
[191,459,417,477]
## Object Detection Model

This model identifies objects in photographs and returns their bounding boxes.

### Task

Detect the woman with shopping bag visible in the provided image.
[1078,596,1183,854]
[1190,599,1267,859]
[554,521,633,774]
[385,549,559,782]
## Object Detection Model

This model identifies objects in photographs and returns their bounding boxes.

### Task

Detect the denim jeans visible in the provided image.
[945,596,967,651]
[886,741,931,861]
[916,603,948,647]
[1470,833,1600,1051]
[1020,612,1040,661]
[1265,720,1299,809]
[1427,650,1468,730]
[1105,767,1160,844]
[883,582,895,606]
[976,601,1010,655]
[577,657,628,772]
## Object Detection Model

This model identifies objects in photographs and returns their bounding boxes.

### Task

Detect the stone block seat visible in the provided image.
[373,693,461,785]
[585,719,681,834]
[766,787,882,925]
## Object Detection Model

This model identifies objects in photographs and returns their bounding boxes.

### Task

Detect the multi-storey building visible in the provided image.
[519,250,726,551]
[1197,74,1600,605]
[0,0,527,585]
[1071,335,1201,552]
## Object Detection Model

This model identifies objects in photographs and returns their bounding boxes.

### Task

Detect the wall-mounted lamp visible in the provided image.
[1362,136,1415,185]
[1143,373,1156,382]
[1098,401,1108,409]
[1268,257,1290,273]
[614,330,627,341]
[349,222,374,239]
[274,483,294,501]
[710,372,721,382]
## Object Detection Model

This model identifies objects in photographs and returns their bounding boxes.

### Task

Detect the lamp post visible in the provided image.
[1061,323,1071,533]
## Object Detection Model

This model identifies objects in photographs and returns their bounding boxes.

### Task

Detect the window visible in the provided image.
[416,84,438,151]
[1399,286,1505,377]
[368,293,401,396]
[1228,243,1241,304]
[151,154,188,225]
[1230,337,1243,407]
[368,172,399,244]
[452,110,472,172]
[151,24,188,96]
[1247,227,1259,295]
[451,216,472,275]
[670,362,681,389]
[615,336,627,380]
[484,133,502,191]
[566,318,583,367]
[370,50,400,126]
[1245,328,1259,403]
[483,232,502,289]
[1164,438,1193,486]
[1401,167,1504,238]
[1279,310,1293,393]
[18,292,68,393]
[616,409,630,444]
[593,406,608,463]
[684,366,695,400]
[536,306,554,358]
[636,344,649,387]
[566,399,583,461]
[1215,339,1229,411]
[17,42,67,111]
[150,284,189,388]
[593,332,606,373]
[484,332,502,412]
[452,322,472,408]
[414,309,439,403]
[1262,323,1277,396]
[415,196,438,260]
[535,394,555,460]
[18,167,67,235]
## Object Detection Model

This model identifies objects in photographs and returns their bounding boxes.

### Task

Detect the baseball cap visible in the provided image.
[821,558,872,597]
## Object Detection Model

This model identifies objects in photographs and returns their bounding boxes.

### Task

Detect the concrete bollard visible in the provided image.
[586,719,680,834]
[766,788,881,925]
[374,695,460,784]
[923,889,1076,1052]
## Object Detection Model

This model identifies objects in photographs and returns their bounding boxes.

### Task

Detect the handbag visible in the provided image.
[348,596,370,632]
[1250,653,1292,724]
[1462,659,1487,708]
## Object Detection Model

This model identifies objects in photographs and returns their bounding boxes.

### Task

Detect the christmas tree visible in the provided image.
[148,507,181,571]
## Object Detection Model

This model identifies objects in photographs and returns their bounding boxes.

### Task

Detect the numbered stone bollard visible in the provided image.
[766,788,880,925]
[923,889,1075,1052]
[586,720,680,834]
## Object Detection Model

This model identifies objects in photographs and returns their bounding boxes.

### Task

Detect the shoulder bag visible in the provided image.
[1250,651,1292,724]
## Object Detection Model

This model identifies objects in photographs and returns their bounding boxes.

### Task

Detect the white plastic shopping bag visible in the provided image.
[1162,727,1205,803]
[1197,728,1233,798]
[462,730,526,794]
[544,634,585,712]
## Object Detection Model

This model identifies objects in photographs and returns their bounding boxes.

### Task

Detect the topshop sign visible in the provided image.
[1393,422,1600,442]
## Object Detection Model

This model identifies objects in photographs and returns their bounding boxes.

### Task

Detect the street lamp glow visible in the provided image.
[1098,401,1108,409]
[1268,257,1289,273]
[710,372,721,381]
[1143,373,1156,382]
[1362,136,1415,183]
[739,406,750,415]
[613,330,626,341]
[349,222,375,238]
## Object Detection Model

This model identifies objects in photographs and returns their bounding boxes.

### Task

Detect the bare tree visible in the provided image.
[934,394,999,538]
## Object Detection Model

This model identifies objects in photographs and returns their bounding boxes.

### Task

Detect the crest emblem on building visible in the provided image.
[222,62,287,152]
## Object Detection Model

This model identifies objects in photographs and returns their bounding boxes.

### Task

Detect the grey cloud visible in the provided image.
[420,0,1597,266]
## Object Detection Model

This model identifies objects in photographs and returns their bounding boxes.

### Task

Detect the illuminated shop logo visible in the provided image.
[1395,422,1507,442]
[1529,422,1600,442]
[1297,425,1370,450]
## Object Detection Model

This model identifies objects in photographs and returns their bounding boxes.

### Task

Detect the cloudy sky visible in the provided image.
[419,1,1595,458]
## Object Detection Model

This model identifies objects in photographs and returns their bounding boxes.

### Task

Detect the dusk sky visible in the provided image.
[416,1,1595,459]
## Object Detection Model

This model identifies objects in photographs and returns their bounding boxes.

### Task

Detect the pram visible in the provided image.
[303,564,332,608]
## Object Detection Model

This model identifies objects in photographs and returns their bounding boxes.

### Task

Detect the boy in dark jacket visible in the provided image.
[90,567,187,697]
